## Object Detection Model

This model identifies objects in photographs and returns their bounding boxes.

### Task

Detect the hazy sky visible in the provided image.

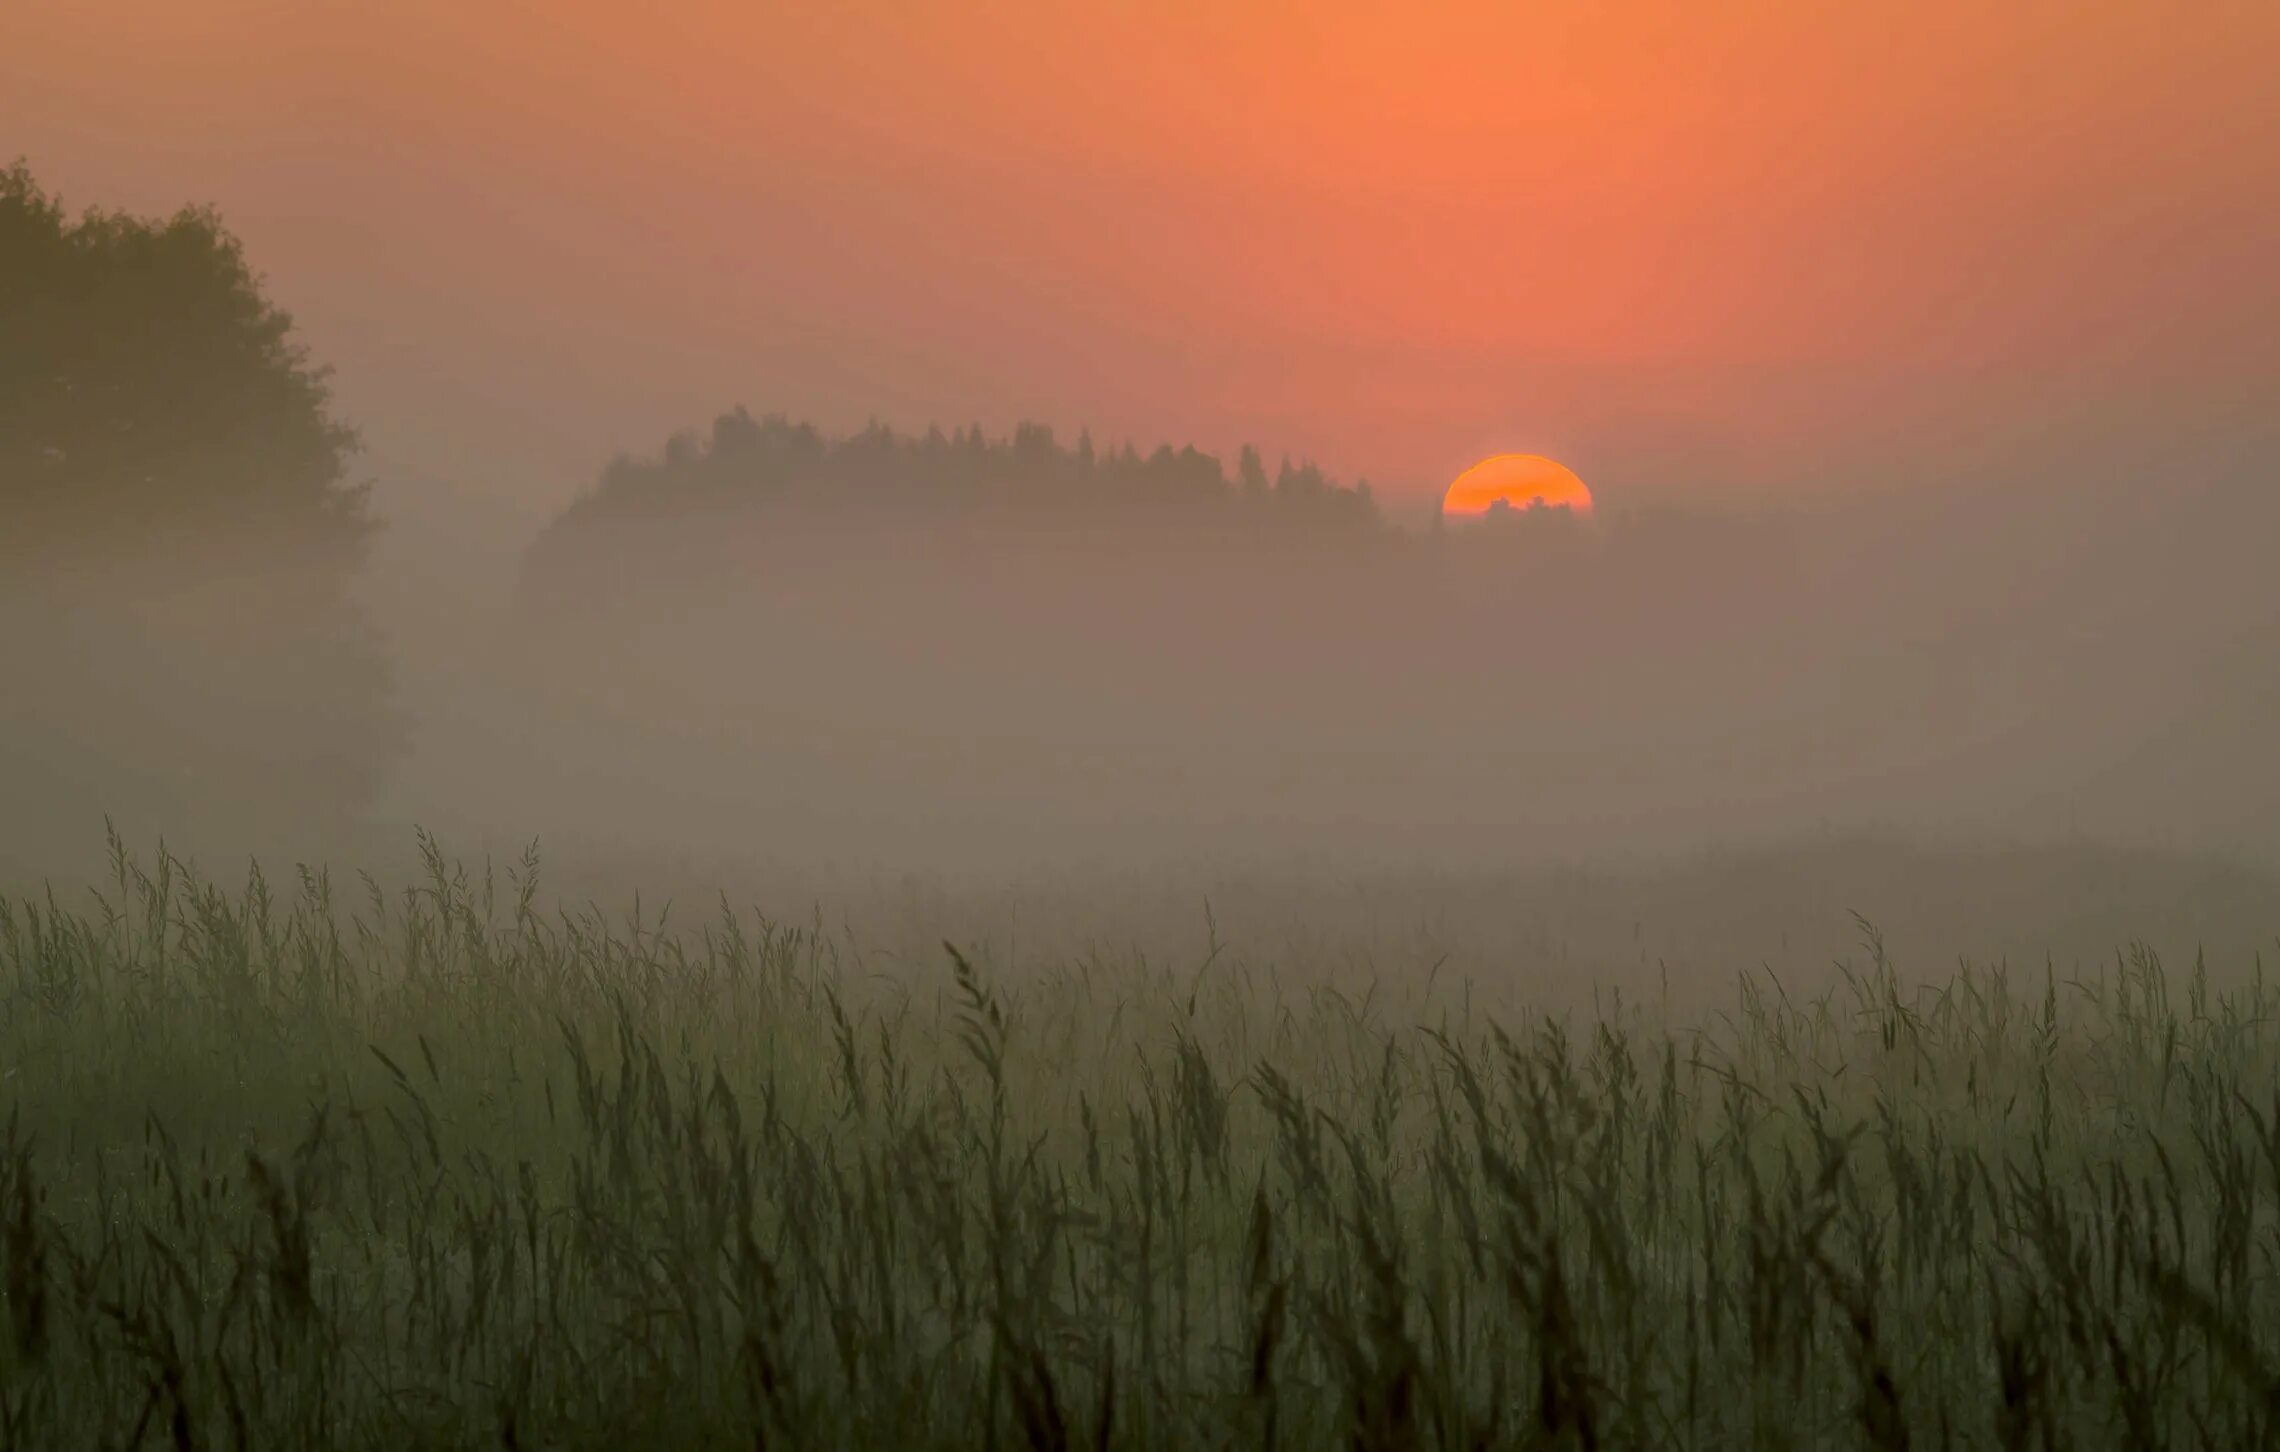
[8,1,2277,513]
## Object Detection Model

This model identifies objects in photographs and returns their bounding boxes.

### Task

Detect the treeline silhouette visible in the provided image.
[504,408,1445,774]
[519,409,1395,614]
[557,408,1378,528]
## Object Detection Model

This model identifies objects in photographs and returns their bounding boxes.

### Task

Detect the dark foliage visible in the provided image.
[0,162,399,837]
[521,410,1386,605]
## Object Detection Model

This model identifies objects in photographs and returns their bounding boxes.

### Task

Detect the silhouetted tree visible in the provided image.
[0,162,399,836]
[1238,444,1269,499]
[0,164,371,565]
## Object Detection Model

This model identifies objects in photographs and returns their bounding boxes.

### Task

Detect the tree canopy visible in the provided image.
[1,162,397,839]
[522,408,1386,604]
[1,162,373,569]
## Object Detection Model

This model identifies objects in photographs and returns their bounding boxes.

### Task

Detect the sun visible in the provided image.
[1442,454,1593,520]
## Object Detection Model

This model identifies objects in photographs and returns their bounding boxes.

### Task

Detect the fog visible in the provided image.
[31,399,2219,989]
[335,406,2278,872]
[12,392,2278,990]
[7,133,2278,991]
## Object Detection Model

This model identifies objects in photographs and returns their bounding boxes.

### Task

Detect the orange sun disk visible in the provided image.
[1443,454,1593,519]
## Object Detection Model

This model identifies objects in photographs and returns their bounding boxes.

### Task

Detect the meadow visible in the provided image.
[1,828,2277,1449]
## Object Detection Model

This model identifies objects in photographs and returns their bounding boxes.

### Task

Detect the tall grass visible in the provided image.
[0,827,2276,1447]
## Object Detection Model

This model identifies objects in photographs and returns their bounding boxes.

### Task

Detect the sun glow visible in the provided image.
[1442,454,1593,520]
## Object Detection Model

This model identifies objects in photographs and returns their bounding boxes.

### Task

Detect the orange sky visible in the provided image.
[7,1,2277,513]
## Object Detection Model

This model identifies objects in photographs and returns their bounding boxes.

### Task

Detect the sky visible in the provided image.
[7,0,2278,517]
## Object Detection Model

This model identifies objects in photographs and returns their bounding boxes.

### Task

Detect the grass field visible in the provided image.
[1,828,2277,1448]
